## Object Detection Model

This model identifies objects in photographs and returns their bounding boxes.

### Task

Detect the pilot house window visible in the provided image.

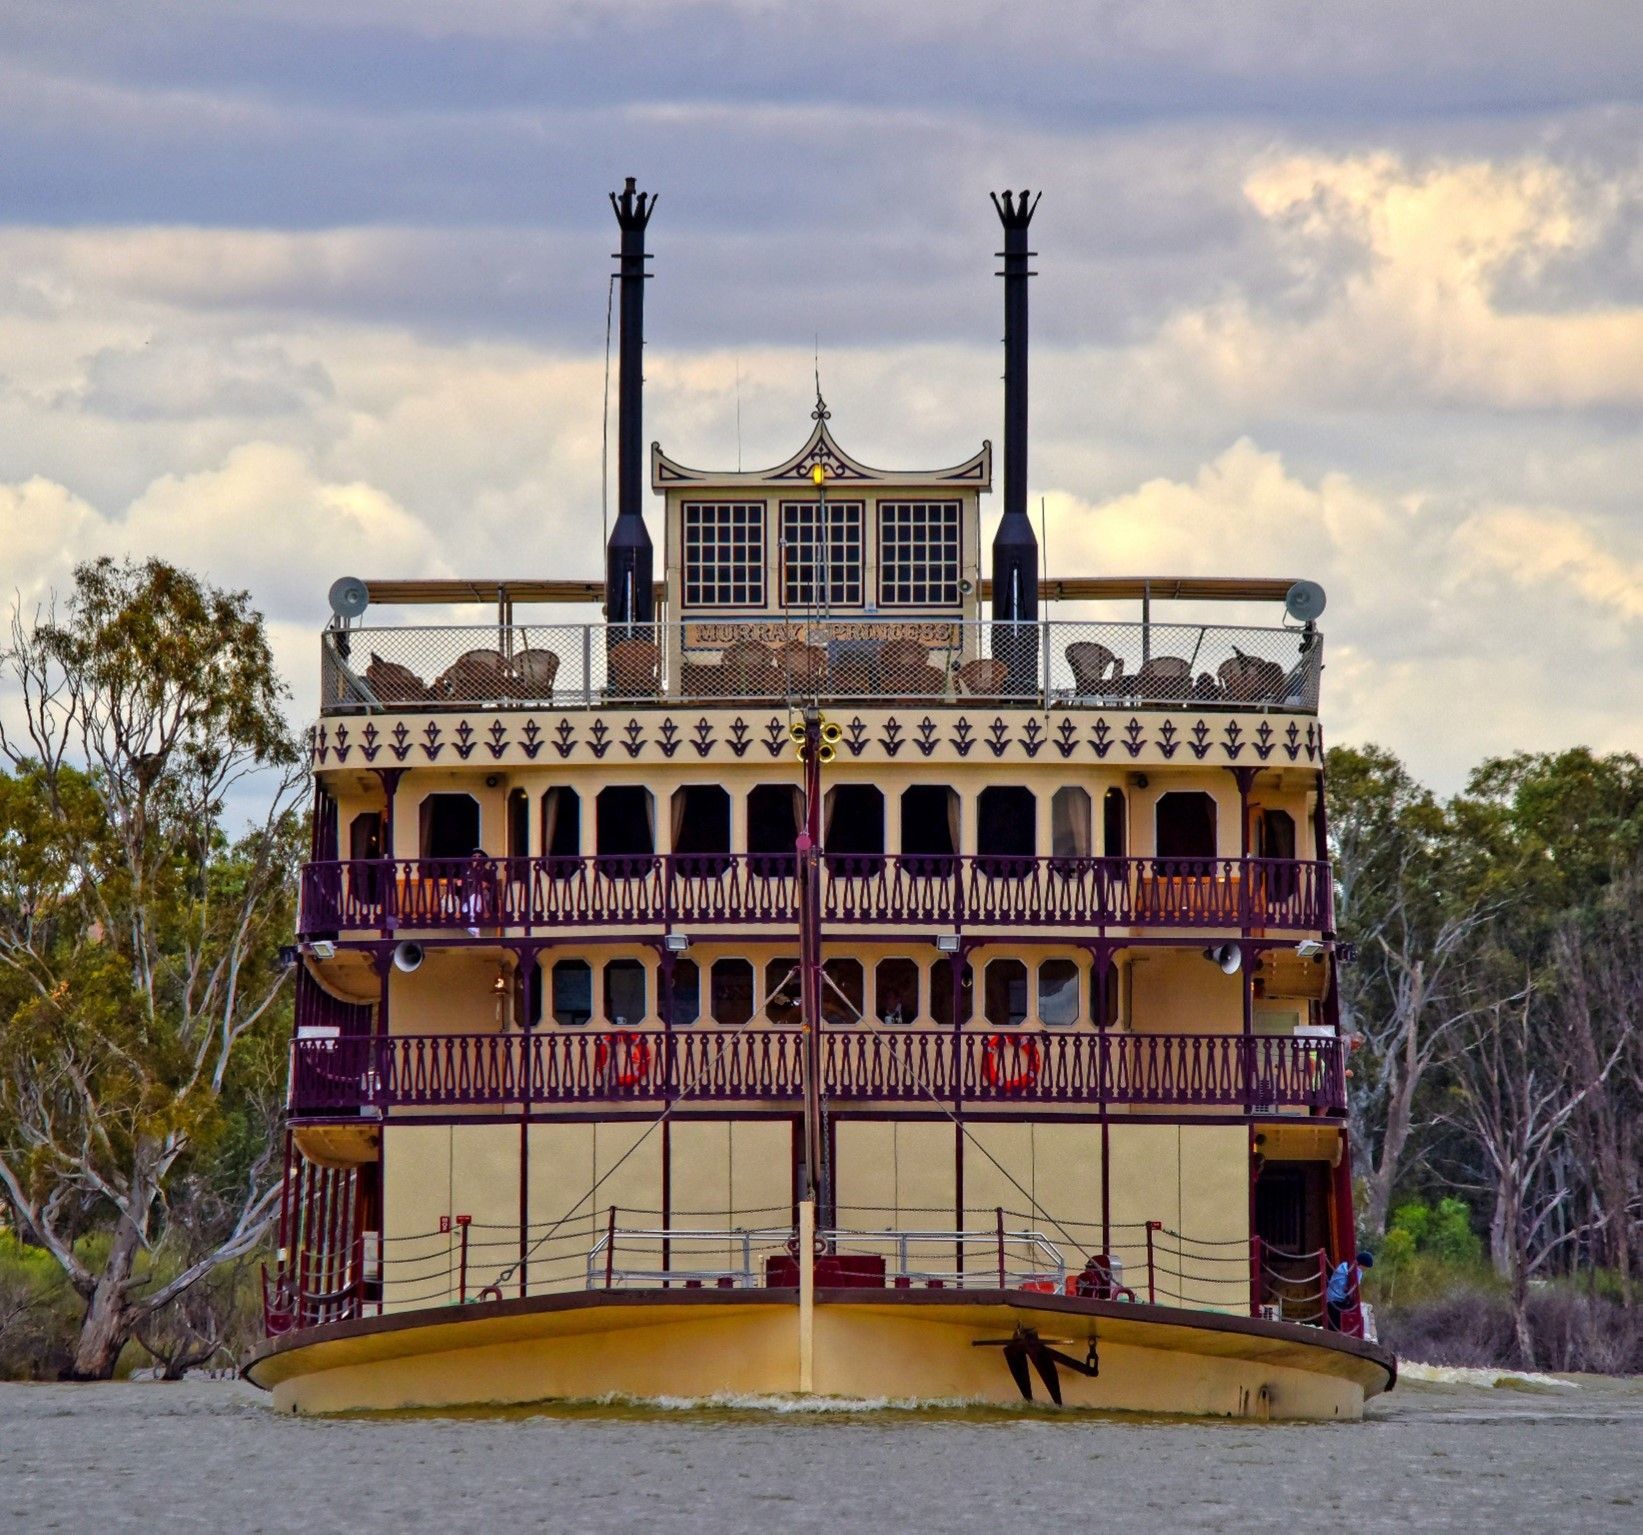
[682,502,765,607]
[879,501,961,607]
[782,501,863,607]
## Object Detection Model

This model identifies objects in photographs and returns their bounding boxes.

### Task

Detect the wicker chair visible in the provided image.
[608,637,661,696]
[1066,641,1122,695]
[956,657,1008,696]
[509,647,559,701]
[433,649,509,702]
[365,652,430,704]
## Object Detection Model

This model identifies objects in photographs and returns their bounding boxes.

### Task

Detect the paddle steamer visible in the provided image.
[245,182,1394,1418]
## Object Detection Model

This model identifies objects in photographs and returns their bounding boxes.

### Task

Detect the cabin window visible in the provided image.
[349,811,384,860]
[671,784,731,870]
[507,789,529,859]
[824,784,885,863]
[669,958,701,1026]
[900,786,959,864]
[764,957,802,1025]
[603,959,647,1027]
[682,501,766,608]
[1038,959,1080,1026]
[1156,792,1217,862]
[977,786,1036,866]
[782,500,864,607]
[542,787,581,860]
[1050,786,1092,860]
[419,794,480,860]
[930,958,973,1026]
[1258,808,1297,860]
[1103,787,1127,858]
[983,958,1028,1027]
[874,958,919,1025]
[822,958,864,1025]
[516,955,543,1028]
[748,784,802,874]
[551,959,593,1026]
[596,786,656,860]
[710,958,755,1026]
[878,500,961,606]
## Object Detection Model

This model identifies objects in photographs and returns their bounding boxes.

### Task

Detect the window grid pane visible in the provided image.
[683,502,766,607]
[781,501,864,607]
[878,501,961,607]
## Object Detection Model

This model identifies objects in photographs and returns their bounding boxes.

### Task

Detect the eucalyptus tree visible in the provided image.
[0,558,304,1378]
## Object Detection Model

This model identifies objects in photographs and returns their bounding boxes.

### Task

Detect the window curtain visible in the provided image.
[670,789,687,851]
[790,786,805,846]
[541,788,561,857]
[643,791,657,852]
[823,787,838,844]
[945,789,961,855]
[1052,788,1092,859]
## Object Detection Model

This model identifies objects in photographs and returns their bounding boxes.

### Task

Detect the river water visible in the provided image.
[1,1370,1638,1532]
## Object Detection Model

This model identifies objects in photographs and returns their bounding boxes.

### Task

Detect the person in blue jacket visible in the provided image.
[1327,1249,1374,1330]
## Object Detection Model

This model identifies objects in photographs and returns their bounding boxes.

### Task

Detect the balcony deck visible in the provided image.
[320,616,1321,716]
[298,853,1332,938]
[289,1027,1345,1117]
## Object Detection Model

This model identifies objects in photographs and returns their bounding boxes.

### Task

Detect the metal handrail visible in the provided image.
[320,616,1323,715]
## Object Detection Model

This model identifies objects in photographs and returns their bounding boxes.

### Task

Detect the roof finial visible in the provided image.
[812,336,830,422]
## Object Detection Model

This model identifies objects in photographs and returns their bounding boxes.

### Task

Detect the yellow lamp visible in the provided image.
[811,463,826,485]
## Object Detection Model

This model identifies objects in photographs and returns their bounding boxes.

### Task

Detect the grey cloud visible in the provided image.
[74,337,335,420]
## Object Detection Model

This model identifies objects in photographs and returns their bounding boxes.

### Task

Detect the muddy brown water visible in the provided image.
[1,1372,1638,1532]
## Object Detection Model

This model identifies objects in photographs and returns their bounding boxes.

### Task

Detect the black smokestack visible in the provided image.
[608,177,656,628]
[991,189,1040,690]
[991,188,1039,619]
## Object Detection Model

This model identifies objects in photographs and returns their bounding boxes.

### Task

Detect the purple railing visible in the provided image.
[289,1029,1345,1115]
[298,854,1330,937]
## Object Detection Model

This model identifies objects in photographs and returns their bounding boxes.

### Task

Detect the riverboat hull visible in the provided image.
[244,1289,1395,1421]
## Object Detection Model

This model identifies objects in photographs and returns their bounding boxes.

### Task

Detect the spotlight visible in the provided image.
[664,933,691,953]
[934,934,962,954]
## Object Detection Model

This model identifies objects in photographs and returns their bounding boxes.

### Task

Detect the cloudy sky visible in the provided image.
[2,2,1639,793]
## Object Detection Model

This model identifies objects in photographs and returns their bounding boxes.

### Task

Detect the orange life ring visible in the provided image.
[596,1030,652,1087]
[983,1033,1041,1092]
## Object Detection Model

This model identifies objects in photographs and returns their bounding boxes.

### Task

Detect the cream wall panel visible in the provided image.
[834,1121,895,1228]
[381,1124,453,1313]
[526,1122,595,1294]
[1177,1125,1251,1313]
[1106,1123,1182,1300]
[960,1121,1033,1225]
[1031,1122,1103,1235]
[730,1120,793,1223]
[668,1120,734,1275]
[1128,950,1240,1035]
[450,1124,522,1297]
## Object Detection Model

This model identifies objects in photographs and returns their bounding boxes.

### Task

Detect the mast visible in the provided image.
[795,710,826,1208]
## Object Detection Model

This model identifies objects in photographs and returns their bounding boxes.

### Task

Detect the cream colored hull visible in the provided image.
[246,1290,1395,1422]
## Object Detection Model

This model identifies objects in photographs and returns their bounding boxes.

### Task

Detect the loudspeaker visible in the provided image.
[393,941,425,973]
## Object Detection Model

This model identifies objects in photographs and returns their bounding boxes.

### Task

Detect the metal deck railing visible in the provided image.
[319,617,1322,714]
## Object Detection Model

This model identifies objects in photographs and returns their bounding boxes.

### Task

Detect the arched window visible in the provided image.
[930,959,973,1026]
[822,958,864,1025]
[900,785,959,867]
[603,959,647,1027]
[552,959,592,1026]
[983,958,1028,1027]
[765,957,802,1025]
[1038,959,1080,1026]
[669,958,701,1027]
[672,785,731,878]
[541,787,581,860]
[507,788,529,859]
[419,794,480,859]
[1103,787,1127,859]
[978,786,1035,875]
[1155,792,1217,862]
[710,958,754,1026]
[874,958,919,1025]
[1050,786,1092,861]
[824,784,884,868]
[596,786,656,863]
[748,784,801,875]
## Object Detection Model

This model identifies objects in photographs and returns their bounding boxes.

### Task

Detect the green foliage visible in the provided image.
[1388,1197,1483,1266]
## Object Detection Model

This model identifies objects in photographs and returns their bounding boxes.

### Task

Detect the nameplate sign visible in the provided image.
[683,620,961,647]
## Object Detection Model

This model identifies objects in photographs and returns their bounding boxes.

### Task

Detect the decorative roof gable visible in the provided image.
[652,405,990,491]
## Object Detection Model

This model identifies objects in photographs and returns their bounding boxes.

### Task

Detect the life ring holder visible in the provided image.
[595,1030,652,1088]
[983,1033,1041,1092]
